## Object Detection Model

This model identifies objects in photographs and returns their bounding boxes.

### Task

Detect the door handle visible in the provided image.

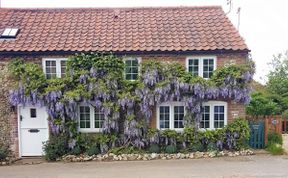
[20,115,23,121]
[28,129,40,133]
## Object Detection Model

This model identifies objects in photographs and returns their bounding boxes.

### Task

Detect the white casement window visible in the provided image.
[79,105,105,133]
[186,56,217,79]
[124,57,141,80]
[157,101,227,131]
[157,102,185,131]
[200,101,227,129]
[42,58,67,79]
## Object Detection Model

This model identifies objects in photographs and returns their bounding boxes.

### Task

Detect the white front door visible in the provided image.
[19,106,49,156]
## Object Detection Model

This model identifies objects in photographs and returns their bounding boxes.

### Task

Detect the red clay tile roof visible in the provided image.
[0,6,248,53]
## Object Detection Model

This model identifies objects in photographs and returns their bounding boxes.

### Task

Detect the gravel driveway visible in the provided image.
[1,155,288,178]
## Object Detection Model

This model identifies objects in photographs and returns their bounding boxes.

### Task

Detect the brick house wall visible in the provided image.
[0,51,248,157]
[0,61,19,157]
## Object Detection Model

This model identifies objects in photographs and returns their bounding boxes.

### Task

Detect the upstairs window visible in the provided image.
[60,61,67,78]
[42,58,67,79]
[124,57,140,80]
[188,59,199,76]
[1,28,19,38]
[203,59,215,78]
[186,56,216,79]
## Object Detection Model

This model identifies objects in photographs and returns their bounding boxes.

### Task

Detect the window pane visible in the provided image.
[159,106,170,129]
[2,28,11,36]
[61,61,67,77]
[125,74,132,80]
[125,60,132,65]
[209,60,214,65]
[125,59,139,80]
[203,72,208,79]
[174,106,184,128]
[132,60,138,66]
[51,67,56,73]
[200,106,210,129]
[80,122,85,128]
[30,108,37,118]
[131,67,138,73]
[203,59,214,78]
[9,28,19,36]
[45,60,57,79]
[214,106,225,128]
[46,73,57,79]
[131,74,138,80]
[188,59,199,76]
[95,108,104,129]
[79,106,90,128]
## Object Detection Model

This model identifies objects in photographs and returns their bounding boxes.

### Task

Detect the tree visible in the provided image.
[267,50,288,112]
[246,92,279,119]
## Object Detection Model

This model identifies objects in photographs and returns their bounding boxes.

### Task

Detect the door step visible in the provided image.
[15,157,46,165]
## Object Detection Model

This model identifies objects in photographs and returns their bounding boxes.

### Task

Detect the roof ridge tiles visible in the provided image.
[0,6,222,11]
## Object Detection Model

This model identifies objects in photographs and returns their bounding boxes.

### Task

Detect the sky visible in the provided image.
[1,0,288,84]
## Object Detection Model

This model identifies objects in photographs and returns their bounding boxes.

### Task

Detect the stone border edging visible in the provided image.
[0,158,19,166]
[61,149,254,162]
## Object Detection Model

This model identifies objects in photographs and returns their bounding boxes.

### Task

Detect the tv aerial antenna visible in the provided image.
[226,0,233,15]
[237,7,241,31]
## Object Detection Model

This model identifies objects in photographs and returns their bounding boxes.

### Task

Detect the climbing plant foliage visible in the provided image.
[8,53,254,149]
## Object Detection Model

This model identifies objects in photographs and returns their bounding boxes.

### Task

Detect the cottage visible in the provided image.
[0,6,250,158]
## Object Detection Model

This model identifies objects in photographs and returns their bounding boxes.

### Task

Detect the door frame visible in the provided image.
[17,105,50,157]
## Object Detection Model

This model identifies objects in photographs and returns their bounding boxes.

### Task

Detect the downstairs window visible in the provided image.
[79,105,105,133]
[157,101,227,130]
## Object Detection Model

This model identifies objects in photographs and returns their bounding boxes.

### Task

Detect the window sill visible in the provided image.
[158,128,184,132]
[198,127,225,131]
[79,128,102,133]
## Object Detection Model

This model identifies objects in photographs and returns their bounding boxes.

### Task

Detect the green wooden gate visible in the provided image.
[249,121,265,149]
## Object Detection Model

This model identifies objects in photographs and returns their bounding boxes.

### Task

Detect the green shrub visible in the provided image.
[165,145,177,154]
[225,118,250,150]
[267,132,283,146]
[190,142,204,152]
[148,144,160,153]
[0,147,9,161]
[43,135,69,161]
[69,133,99,155]
[86,145,100,156]
[266,144,284,155]
[70,146,82,155]
[207,142,218,152]
[77,133,99,150]
[182,127,196,143]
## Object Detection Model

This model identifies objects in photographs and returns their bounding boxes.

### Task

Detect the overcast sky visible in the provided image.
[1,0,288,83]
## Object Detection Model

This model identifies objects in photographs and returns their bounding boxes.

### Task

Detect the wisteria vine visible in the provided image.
[8,53,255,149]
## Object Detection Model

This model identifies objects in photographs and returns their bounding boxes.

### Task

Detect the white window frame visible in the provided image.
[156,101,227,131]
[157,102,186,131]
[200,101,227,130]
[186,56,217,79]
[42,58,67,78]
[1,28,19,38]
[123,57,141,81]
[78,104,105,133]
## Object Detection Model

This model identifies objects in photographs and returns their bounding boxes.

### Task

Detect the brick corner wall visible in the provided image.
[0,60,19,158]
